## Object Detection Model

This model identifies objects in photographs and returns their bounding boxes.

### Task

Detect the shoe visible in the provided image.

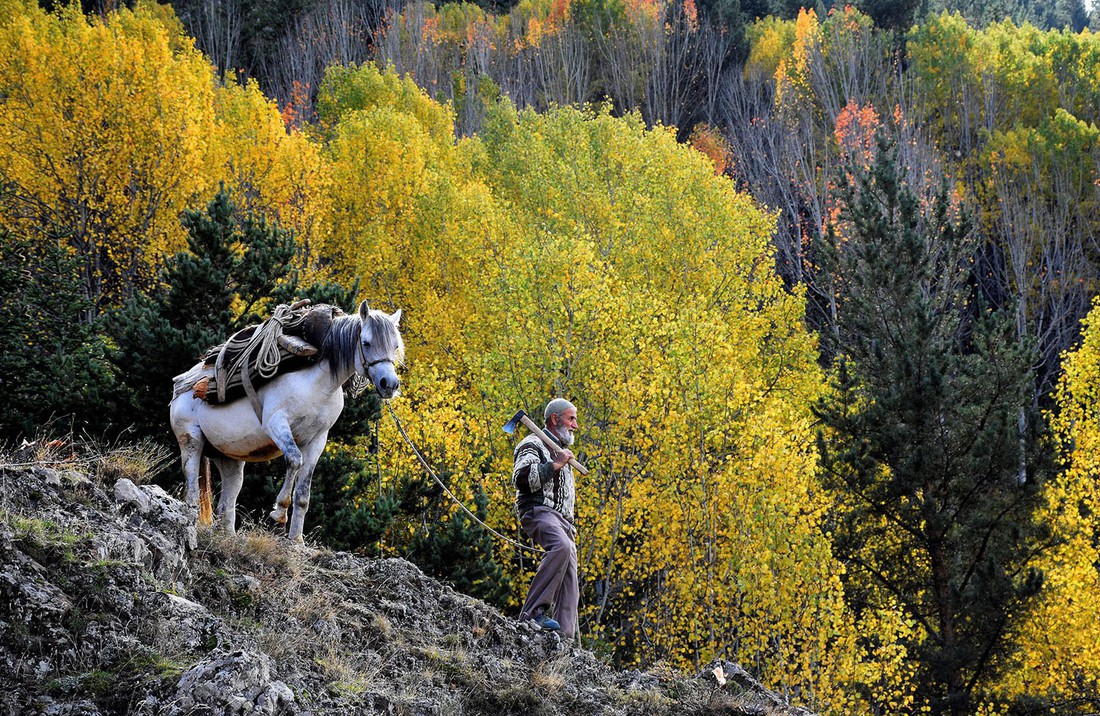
[532,610,561,632]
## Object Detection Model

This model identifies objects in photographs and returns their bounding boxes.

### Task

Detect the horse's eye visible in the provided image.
[362,341,371,350]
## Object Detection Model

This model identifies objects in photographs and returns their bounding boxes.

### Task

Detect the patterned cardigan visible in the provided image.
[511,432,575,522]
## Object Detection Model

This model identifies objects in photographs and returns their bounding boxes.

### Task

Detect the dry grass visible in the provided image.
[618,685,675,711]
[323,653,380,696]
[0,429,172,485]
[287,586,340,622]
[197,524,361,678]
[531,655,571,693]
[94,440,172,485]
[371,611,394,640]
[0,434,88,469]
[196,523,310,578]
[314,644,356,682]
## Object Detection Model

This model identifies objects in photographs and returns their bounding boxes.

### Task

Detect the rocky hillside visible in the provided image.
[0,461,818,716]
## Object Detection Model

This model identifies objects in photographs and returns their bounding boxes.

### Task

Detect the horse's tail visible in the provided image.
[198,457,214,526]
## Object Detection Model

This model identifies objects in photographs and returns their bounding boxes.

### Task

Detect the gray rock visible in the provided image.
[114,478,152,513]
[112,478,197,588]
[2,463,825,716]
[174,650,294,715]
[154,592,223,652]
[33,466,62,486]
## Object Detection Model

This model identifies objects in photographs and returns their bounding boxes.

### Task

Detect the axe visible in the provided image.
[502,409,589,475]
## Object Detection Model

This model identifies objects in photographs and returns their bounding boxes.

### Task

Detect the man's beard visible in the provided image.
[550,425,575,447]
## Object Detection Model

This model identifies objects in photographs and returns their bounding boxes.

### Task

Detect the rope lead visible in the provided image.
[385,403,546,555]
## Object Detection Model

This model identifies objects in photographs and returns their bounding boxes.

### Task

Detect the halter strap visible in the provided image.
[358,334,395,380]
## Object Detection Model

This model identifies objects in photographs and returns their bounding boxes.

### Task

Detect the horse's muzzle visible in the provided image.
[376,375,400,398]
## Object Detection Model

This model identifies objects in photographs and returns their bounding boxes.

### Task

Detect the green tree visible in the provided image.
[859,0,926,30]
[815,132,1048,715]
[106,185,399,546]
[408,484,514,607]
[0,227,114,440]
[105,184,358,447]
[106,187,293,439]
[306,432,397,551]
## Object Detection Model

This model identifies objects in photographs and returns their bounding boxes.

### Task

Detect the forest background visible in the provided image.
[3,0,1100,712]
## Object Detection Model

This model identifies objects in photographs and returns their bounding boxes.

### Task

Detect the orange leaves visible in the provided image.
[421,15,443,43]
[833,101,880,168]
[548,0,571,28]
[687,122,731,175]
[281,80,312,130]
[682,0,698,31]
[621,0,662,25]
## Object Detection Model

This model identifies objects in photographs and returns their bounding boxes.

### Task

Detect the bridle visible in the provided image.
[358,337,394,384]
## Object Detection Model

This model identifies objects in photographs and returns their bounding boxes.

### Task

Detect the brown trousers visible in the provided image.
[519,506,579,638]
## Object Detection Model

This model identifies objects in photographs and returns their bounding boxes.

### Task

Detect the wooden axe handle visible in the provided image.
[519,414,589,475]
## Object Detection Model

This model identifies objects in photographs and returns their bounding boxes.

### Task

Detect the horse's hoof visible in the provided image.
[269,508,287,524]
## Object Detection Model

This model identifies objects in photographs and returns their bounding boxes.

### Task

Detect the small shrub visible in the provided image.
[94,440,172,485]
[0,431,171,486]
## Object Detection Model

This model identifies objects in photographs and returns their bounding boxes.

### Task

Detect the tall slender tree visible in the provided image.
[815,132,1048,714]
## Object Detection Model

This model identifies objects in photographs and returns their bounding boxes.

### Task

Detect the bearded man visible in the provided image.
[512,398,580,637]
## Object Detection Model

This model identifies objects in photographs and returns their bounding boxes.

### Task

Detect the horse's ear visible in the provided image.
[358,300,370,321]
[389,309,402,327]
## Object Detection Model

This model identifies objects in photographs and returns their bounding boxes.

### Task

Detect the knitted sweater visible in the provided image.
[512,432,575,522]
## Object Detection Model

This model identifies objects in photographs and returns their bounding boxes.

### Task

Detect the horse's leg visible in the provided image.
[264,413,304,526]
[175,425,205,509]
[287,433,328,543]
[210,457,245,535]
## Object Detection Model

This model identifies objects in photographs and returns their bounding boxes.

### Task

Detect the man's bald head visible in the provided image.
[544,398,575,425]
[544,398,578,447]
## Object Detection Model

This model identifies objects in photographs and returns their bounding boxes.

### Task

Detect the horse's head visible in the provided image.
[357,300,405,399]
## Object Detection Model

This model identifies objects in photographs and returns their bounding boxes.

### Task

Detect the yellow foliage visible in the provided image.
[208,78,330,254]
[0,0,216,307]
[910,12,1100,148]
[995,298,1100,702]
[774,8,818,115]
[0,7,934,702]
[744,15,795,80]
[0,0,326,308]
[310,67,914,711]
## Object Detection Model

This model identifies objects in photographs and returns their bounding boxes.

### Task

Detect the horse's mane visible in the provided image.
[321,309,406,381]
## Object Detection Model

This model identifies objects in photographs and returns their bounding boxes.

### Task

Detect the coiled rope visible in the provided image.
[218,302,310,415]
[385,402,546,555]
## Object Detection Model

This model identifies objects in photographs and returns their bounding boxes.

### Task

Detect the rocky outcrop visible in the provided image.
[0,465,819,716]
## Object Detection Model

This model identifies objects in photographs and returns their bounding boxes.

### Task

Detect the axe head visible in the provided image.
[502,409,527,435]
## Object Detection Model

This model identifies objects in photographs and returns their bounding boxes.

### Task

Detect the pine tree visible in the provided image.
[815,132,1047,714]
[0,229,115,440]
[407,483,513,608]
[104,186,401,545]
[859,0,926,31]
[105,185,356,455]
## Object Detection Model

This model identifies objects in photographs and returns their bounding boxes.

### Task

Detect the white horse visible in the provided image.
[169,301,404,542]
